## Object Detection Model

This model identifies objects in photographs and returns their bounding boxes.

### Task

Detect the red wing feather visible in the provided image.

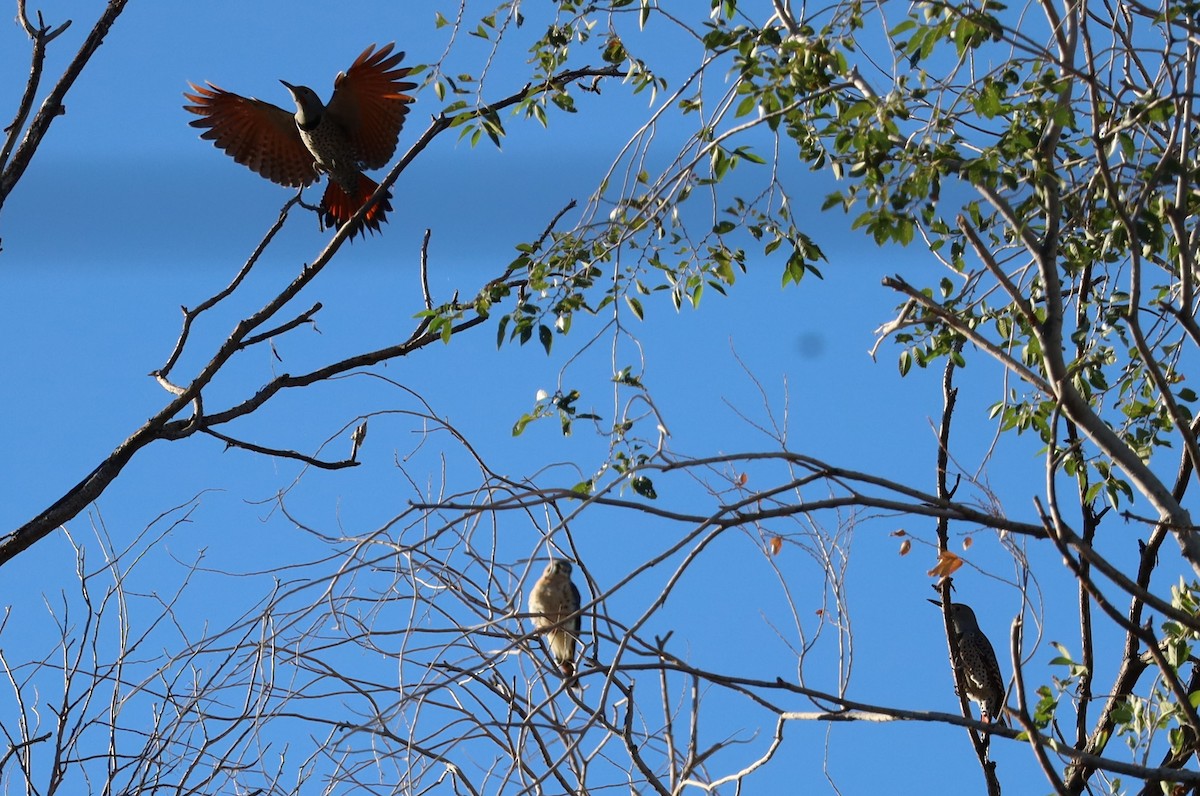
[184,83,317,188]
[326,43,417,170]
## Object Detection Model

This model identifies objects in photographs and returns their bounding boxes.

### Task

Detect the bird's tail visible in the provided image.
[320,174,393,239]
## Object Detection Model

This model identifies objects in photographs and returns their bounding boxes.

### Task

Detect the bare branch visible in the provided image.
[0,1,129,209]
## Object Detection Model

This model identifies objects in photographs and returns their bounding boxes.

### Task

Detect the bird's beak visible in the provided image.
[927,598,944,607]
[280,79,297,94]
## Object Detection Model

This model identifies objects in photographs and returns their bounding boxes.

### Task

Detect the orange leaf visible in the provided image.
[927,550,964,579]
[738,472,749,486]
[891,528,907,537]
[899,539,912,556]
[768,536,783,556]
[962,536,974,549]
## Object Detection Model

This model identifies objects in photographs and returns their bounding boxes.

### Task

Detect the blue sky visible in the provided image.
[0,2,1157,793]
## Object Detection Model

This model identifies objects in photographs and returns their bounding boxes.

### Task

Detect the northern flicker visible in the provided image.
[931,599,1006,725]
[184,43,416,239]
[528,560,582,678]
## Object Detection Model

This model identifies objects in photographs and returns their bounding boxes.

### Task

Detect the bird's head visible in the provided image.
[280,81,324,126]
[547,560,574,577]
[948,603,981,632]
[929,599,982,632]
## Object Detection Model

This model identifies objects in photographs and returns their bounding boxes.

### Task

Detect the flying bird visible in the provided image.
[528,560,582,678]
[184,43,416,239]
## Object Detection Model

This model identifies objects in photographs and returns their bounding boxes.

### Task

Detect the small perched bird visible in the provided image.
[528,560,582,678]
[931,600,1006,725]
[184,43,416,239]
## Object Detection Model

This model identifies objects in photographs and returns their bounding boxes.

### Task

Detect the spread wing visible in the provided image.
[184,83,317,187]
[326,43,417,170]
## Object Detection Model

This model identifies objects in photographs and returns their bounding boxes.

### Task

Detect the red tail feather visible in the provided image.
[320,175,393,239]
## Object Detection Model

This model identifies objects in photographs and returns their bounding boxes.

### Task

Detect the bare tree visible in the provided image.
[6,0,1200,793]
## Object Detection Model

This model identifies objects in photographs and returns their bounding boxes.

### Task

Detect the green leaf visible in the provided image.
[631,476,657,499]
[735,94,758,118]
[711,146,729,179]
[512,413,534,437]
[733,145,766,164]
[625,295,645,320]
[496,315,510,349]
[842,100,875,121]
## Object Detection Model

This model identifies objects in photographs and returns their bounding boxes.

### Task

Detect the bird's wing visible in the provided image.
[326,43,417,170]
[568,581,582,633]
[982,638,1003,672]
[184,83,317,187]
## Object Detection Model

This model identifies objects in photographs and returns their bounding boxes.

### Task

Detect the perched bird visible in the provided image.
[931,600,1006,725]
[528,560,582,678]
[184,43,416,239]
